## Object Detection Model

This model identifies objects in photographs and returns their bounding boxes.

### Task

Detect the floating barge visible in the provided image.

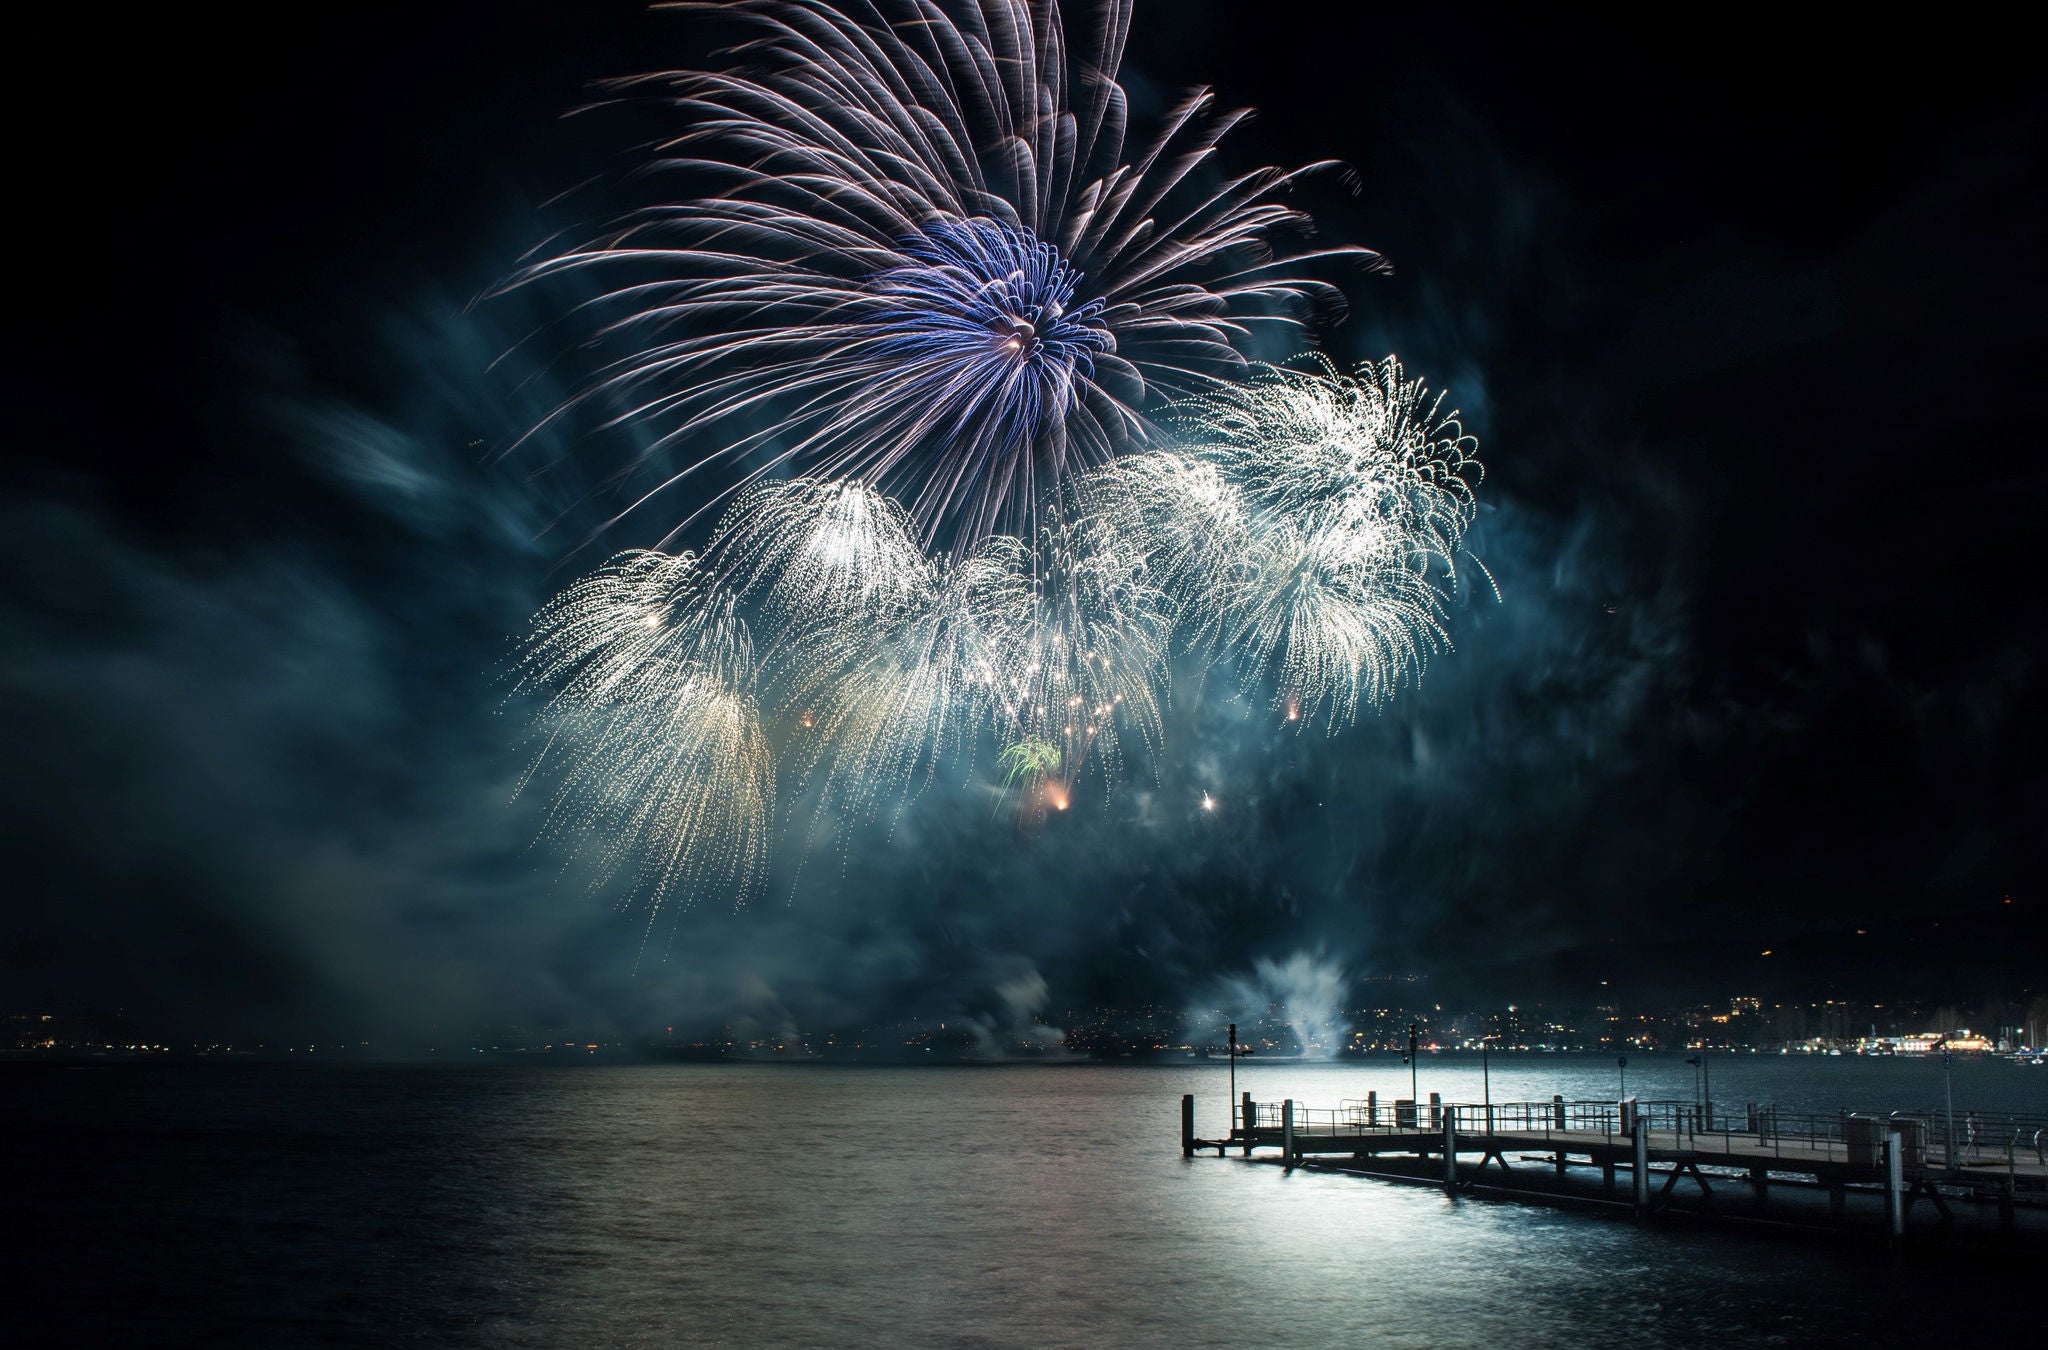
[1183,1092,2048,1248]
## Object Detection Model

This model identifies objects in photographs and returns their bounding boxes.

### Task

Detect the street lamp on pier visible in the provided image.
[1685,1049,1712,1129]
[1480,1034,1498,1134]
[1228,1022,1238,1138]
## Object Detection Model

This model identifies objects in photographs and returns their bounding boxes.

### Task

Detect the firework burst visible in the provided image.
[499,0,1370,549]
[517,551,775,914]
[985,517,1170,802]
[779,539,1023,820]
[502,3,1497,924]
[709,477,929,635]
[1090,356,1485,727]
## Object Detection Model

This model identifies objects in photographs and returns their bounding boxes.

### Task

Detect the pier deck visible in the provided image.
[1182,1093,2048,1246]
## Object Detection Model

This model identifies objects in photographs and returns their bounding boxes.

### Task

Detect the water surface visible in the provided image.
[13,1056,2042,1347]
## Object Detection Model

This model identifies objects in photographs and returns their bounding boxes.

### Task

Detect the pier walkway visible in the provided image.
[1182,1092,2048,1245]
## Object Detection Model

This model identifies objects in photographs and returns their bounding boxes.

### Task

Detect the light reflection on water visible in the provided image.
[14,1058,2042,1347]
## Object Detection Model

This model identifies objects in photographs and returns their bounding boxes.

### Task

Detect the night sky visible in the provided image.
[8,3,2044,1043]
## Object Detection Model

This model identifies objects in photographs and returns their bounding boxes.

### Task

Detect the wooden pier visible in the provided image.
[1182,1092,2048,1247]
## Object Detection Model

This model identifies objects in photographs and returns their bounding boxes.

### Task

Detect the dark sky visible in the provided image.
[7,3,2044,1042]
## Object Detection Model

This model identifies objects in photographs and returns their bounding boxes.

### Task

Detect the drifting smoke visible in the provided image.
[1208,950,1350,1058]
[962,965,1068,1059]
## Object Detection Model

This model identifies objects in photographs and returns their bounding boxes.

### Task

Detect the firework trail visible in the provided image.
[517,551,775,914]
[500,0,1370,548]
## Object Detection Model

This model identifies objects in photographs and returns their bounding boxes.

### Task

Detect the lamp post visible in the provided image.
[1942,1044,1956,1168]
[1617,1054,1628,1099]
[1702,1047,1710,1127]
[1228,1022,1238,1137]
[1481,1035,1497,1134]
[1685,1051,1713,1131]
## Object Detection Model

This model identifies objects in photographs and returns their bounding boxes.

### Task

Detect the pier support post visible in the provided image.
[1828,1182,1845,1216]
[1282,1099,1295,1170]
[1181,1094,1194,1157]
[1632,1117,1649,1212]
[1444,1108,1458,1195]
[1749,1165,1768,1201]
[1429,1092,1442,1131]
[1366,1090,1376,1126]
[1885,1131,1905,1240]
[1242,1093,1254,1157]
[1554,1095,1567,1174]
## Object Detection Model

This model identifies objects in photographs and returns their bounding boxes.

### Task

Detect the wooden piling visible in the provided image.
[1632,1117,1649,1211]
[1182,1094,1195,1157]
[1885,1131,1905,1240]
[1241,1092,1254,1157]
[1443,1109,1458,1194]
[1282,1099,1295,1171]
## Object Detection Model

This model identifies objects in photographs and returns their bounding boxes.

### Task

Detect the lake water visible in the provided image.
[13,1054,2043,1347]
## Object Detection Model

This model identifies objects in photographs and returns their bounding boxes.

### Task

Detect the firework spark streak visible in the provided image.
[498,0,1371,548]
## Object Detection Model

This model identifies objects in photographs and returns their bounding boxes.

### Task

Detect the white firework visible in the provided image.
[517,550,775,915]
[1092,355,1485,727]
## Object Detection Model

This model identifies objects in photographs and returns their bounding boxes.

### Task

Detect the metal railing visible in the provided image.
[1898,1109,2048,1170]
[1226,1094,2048,1201]
[1235,1098,2048,1176]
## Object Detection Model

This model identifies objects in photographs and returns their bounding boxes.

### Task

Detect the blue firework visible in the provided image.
[502,0,1374,550]
[868,218,1113,522]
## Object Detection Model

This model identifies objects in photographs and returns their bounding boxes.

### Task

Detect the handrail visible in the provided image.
[1231,1097,2048,1172]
